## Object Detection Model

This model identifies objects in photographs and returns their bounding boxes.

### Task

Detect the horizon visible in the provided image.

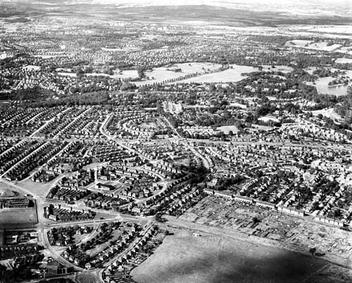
[3,0,352,17]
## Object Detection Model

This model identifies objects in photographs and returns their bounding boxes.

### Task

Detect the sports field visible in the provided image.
[0,207,37,226]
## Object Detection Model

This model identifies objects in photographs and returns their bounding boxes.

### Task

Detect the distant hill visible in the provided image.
[1,0,351,26]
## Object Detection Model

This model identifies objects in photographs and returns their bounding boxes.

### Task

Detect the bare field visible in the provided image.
[18,179,56,199]
[131,230,333,283]
[181,196,352,267]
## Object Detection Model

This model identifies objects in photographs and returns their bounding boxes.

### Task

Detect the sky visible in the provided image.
[95,0,352,17]
[4,0,352,17]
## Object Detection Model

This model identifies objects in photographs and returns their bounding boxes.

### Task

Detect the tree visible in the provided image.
[137,66,146,79]
[252,216,261,224]
[348,86,352,96]
[309,247,316,256]
[208,83,216,92]
[120,81,135,91]
[76,68,85,79]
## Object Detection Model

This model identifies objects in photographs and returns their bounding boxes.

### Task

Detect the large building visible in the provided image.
[162,101,183,114]
[0,188,31,209]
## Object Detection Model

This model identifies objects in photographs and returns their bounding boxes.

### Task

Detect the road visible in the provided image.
[2,112,352,282]
[41,225,85,272]
[30,117,55,138]
[0,140,27,160]
[3,176,352,283]
[162,116,212,169]
[26,141,74,180]
[0,141,49,178]
[53,107,92,139]
[99,113,141,157]
[103,221,154,268]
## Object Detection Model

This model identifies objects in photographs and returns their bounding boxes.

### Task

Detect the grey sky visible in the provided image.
[4,0,352,17]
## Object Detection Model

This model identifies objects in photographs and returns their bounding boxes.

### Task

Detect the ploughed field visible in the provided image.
[131,230,349,283]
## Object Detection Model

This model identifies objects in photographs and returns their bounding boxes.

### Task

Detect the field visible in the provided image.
[286,40,342,52]
[136,62,222,86]
[258,115,280,123]
[335,58,352,64]
[180,196,352,268]
[57,69,139,80]
[176,64,258,84]
[0,181,34,198]
[0,207,37,226]
[307,77,349,97]
[18,179,57,199]
[304,68,352,96]
[76,271,101,283]
[311,108,342,121]
[57,62,295,85]
[217,125,239,134]
[112,69,139,80]
[307,25,352,35]
[131,230,334,283]
[336,47,352,56]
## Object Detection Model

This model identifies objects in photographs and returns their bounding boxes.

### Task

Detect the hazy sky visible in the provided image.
[88,0,350,8]
[93,0,351,16]
[6,0,352,16]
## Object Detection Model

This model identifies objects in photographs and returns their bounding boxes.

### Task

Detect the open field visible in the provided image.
[179,196,352,267]
[335,58,352,64]
[0,181,30,198]
[311,108,342,122]
[336,48,352,56]
[217,125,239,134]
[307,77,349,96]
[304,68,352,96]
[136,62,222,86]
[76,271,101,283]
[111,70,139,80]
[131,230,337,283]
[18,179,57,199]
[176,64,258,84]
[258,115,280,123]
[286,40,342,52]
[305,25,352,35]
[0,207,37,226]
